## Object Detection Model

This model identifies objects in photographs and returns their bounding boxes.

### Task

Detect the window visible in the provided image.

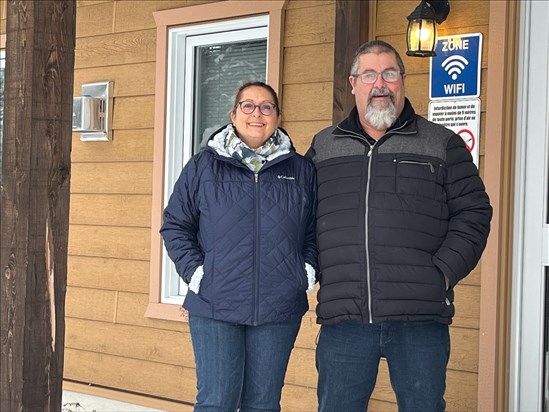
[163,16,268,305]
[186,29,267,154]
[147,1,286,321]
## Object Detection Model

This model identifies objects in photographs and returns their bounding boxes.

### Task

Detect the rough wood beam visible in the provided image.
[0,1,76,410]
[332,0,370,124]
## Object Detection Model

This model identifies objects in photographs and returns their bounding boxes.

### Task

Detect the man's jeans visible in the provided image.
[189,315,301,412]
[316,320,450,412]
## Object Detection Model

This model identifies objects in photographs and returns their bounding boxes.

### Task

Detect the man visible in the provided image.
[306,40,492,411]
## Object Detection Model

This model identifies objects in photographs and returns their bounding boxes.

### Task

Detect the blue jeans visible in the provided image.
[189,315,301,412]
[316,320,450,412]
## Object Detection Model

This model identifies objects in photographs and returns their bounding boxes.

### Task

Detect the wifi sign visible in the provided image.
[430,33,483,100]
[442,55,469,81]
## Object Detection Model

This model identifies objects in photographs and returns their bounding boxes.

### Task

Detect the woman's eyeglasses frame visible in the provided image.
[238,101,277,116]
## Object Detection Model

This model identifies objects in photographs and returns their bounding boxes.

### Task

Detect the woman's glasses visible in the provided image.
[238,101,276,116]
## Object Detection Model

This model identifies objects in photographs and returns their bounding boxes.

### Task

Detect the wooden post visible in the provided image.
[0,1,76,411]
[332,0,370,124]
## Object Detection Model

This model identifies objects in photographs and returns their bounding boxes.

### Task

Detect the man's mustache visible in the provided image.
[368,87,395,105]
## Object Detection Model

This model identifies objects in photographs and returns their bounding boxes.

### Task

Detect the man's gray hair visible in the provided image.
[350,40,406,76]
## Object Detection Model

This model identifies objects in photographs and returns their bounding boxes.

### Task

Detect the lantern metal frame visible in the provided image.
[406,0,450,58]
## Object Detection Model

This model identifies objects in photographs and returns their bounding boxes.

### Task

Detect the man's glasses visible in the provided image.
[238,101,276,116]
[352,70,402,84]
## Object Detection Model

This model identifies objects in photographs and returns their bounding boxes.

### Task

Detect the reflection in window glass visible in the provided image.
[193,40,267,153]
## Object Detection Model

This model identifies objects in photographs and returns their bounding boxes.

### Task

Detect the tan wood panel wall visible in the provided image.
[371,1,490,411]
[281,4,337,407]
[0,0,488,409]
[0,1,5,33]
[65,0,335,410]
[67,0,215,407]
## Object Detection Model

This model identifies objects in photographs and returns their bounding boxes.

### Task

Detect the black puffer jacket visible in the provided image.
[306,99,492,325]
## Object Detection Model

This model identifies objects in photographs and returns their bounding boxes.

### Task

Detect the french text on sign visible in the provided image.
[427,98,481,168]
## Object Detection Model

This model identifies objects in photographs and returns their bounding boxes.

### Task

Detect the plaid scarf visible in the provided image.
[208,124,291,173]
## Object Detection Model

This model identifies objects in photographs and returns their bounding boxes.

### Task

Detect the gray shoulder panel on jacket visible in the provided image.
[311,126,368,163]
[378,116,454,161]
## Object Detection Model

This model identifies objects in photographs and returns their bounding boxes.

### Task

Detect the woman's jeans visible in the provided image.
[316,320,450,412]
[189,315,301,412]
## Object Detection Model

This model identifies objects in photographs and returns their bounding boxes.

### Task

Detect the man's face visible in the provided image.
[349,51,406,131]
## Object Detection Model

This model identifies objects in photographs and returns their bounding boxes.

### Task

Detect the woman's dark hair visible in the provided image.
[231,81,281,117]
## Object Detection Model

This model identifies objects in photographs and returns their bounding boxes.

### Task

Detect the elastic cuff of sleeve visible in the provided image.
[305,263,316,292]
[188,265,204,294]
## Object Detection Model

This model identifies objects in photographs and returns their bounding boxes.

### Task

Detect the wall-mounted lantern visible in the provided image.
[406,0,450,57]
[72,81,113,141]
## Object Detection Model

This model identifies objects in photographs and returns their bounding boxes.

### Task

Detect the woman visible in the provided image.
[160,81,318,412]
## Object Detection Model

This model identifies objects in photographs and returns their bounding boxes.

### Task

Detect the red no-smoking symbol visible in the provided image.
[457,129,475,152]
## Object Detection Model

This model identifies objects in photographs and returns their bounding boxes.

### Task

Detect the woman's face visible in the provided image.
[231,86,280,149]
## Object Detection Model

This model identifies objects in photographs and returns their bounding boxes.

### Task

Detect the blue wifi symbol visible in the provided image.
[441,55,469,81]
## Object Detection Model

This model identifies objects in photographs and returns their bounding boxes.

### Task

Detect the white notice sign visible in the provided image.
[428,98,481,167]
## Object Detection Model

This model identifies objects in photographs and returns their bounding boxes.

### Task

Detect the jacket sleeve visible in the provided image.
[160,156,204,284]
[302,161,320,276]
[433,134,492,287]
[304,137,316,161]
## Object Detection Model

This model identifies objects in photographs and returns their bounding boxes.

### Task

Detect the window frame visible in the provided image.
[163,19,268,304]
[147,1,286,322]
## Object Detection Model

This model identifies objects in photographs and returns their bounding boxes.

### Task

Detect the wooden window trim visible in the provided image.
[477,1,520,410]
[146,0,287,322]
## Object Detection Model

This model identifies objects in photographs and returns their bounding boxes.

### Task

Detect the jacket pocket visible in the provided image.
[298,255,308,291]
[183,291,213,318]
[394,156,443,200]
[198,253,214,298]
[434,265,451,305]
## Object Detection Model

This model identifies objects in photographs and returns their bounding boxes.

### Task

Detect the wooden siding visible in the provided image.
[65,0,335,409]
[282,1,336,153]
[67,0,212,406]
[0,0,486,409]
[370,1,490,411]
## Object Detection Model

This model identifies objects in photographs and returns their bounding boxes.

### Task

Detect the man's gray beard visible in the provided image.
[364,102,397,130]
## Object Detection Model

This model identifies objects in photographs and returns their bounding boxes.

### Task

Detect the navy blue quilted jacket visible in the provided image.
[161,128,318,326]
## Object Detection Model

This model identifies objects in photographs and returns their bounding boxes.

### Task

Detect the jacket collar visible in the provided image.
[335,97,417,140]
[204,124,296,172]
[207,124,296,151]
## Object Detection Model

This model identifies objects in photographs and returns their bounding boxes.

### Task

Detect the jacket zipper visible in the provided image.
[365,144,374,323]
[338,121,414,324]
[253,172,260,325]
[398,160,435,173]
[210,152,295,325]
